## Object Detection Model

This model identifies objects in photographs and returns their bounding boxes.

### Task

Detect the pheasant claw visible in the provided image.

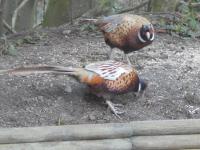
[106,100,125,119]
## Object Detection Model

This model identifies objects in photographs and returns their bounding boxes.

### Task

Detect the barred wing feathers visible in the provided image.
[85,60,133,81]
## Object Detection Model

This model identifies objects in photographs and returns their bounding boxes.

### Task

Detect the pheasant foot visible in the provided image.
[105,100,125,119]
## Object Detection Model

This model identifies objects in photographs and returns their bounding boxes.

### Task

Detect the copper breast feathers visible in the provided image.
[97,14,154,52]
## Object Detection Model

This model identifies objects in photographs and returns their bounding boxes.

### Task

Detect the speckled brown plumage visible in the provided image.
[82,14,155,64]
[98,14,153,52]
[103,71,139,93]
[0,60,144,95]
[0,60,147,117]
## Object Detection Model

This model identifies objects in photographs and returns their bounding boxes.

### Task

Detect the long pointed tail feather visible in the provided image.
[0,65,79,76]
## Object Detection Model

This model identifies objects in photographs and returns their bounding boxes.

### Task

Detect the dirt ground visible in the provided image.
[0,24,200,127]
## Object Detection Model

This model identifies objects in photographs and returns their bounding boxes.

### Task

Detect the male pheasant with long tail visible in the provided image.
[0,60,147,118]
[81,14,155,64]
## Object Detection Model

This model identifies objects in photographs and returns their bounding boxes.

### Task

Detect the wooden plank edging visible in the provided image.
[0,135,200,150]
[0,119,200,144]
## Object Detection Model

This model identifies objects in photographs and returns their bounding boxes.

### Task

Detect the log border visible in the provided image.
[0,119,200,144]
[0,135,200,150]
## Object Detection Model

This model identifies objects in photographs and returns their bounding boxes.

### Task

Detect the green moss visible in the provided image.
[43,0,70,27]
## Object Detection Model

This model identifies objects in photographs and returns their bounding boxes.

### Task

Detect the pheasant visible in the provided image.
[81,14,155,64]
[0,60,147,118]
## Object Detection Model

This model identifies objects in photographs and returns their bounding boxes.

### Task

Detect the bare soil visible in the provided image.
[0,24,200,127]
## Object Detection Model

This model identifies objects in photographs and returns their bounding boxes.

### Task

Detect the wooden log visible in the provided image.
[130,119,200,135]
[132,134,200,150]
[0,139,132,150]
[0,123,132,144]
[0,135,200,150]
[0,119,200,144]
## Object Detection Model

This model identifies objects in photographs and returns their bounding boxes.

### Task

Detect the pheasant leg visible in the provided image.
[105,100,124,119]
[123,53,132,65]
[108,48,113,59]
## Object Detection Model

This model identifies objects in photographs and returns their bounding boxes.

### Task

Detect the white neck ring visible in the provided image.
[138,31,147,43]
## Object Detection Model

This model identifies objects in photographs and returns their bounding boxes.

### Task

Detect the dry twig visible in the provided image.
[3,20,16,33]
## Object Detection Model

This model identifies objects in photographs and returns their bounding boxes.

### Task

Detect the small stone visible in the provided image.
[159,53,168,59]
[57,96,62,101]
[62,30,72,35]
[50,83,54,87]
[37,96,43,101]
[64,85,72,93]
[88,114,96,121]
[64,35,69,39]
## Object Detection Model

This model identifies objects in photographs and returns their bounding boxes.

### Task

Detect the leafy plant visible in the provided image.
[174,0,200,37]
[156,0,200,37]
[80,24,97,32]
[99,0,121,14]
[0,35,17,56]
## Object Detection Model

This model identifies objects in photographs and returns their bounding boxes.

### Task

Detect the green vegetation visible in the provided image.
[98,0,121,13]
[156,0,200,37]
[0,36,17,56]
[174,0,200,37]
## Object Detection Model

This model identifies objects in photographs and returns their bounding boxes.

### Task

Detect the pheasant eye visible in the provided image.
[141,26,150,36]
[142,25,149,30]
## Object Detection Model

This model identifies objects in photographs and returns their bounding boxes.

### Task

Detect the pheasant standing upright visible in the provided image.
[81,14,155,64]
[0,60,147,118]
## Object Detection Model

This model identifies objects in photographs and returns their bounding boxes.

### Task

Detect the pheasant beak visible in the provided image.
[146,32,150,40]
